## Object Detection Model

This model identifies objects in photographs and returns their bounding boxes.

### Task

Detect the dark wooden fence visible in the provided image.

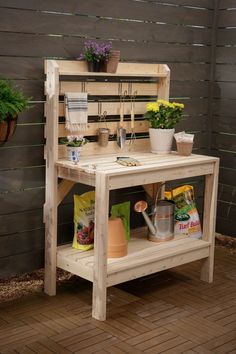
[0,0,234,279]
[213,1,236,237]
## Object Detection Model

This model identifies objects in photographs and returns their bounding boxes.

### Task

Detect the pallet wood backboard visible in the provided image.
[44,60,170,157]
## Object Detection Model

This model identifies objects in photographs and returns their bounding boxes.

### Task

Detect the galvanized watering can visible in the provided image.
[134,199,175,242]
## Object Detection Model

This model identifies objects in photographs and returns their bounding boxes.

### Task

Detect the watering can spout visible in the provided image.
[134,201,156,235]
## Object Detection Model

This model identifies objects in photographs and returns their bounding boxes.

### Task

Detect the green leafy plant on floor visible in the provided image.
[0,80,30,123]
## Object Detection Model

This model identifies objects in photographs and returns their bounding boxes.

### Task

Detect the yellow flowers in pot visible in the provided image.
[145,100,184,129]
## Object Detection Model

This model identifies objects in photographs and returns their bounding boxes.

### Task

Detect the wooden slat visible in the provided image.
[219,167,236,187]
[58,139,150,159]
[58,99,209,119]
[0,58,210,82]
[0,189,45,215]
[218,9,236,27]
[218,183,236,205]
[59,101,148,118]
[0,1,213,26]
[0,32,210,63]
[214,82,236,99]
[169,63,210,81]
[213,98,236,117]
[44,59,59,296]
[219,0,236,8]
[212,115,236,134]
[217,29,236,46]
[1,124,44,147]
[92,173,109,320]
[212,133,236,151]
[57,180,75,206]
[0,229,44,258]
[56,61,168,77]
[215,64,236,82]
[0,250,44,279]
[0,56,44,80]
[0,203,79,236]
[0,146,44,169]
[0,167,45,193]
[58,120,149,137]
[57,234,210,288]
[58,130,208,159]
[60,82,158,97]
[0,209,43,236]
[212,150,236,169]
[216,46,236,64]
[201,159,219,282]
[216,216,236,237]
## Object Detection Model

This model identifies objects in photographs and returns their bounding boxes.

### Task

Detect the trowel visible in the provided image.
[117,92,126,148]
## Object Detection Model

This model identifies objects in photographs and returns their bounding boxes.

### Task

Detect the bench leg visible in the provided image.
[44,199,58,295]
[201,160,219,283]
[92,173,109,320]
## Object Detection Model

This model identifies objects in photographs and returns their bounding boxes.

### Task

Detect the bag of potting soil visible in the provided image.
[111,201,130,241]
[165,185,202,239]
[72,191,95,251]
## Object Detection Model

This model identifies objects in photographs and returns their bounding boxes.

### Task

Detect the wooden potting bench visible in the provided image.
[44,60,219,321]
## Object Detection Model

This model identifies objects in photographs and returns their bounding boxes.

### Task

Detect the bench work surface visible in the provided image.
[56,152,218,189]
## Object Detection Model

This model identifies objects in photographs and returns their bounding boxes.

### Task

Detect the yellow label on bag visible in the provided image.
[165,185,202,239]
[72,191,95,251]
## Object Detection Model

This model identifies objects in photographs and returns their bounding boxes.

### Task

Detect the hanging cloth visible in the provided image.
[64,92,88,132]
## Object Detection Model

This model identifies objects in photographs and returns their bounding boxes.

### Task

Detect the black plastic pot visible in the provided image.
[87,60,104,72]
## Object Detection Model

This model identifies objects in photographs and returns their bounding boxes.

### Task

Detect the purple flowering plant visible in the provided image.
[79,40,112,62]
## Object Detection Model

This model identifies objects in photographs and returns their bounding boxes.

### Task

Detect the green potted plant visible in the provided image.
[60,135,89,164]
[79,40,112,72]
[0,80,30,143]
[144,99,184,154]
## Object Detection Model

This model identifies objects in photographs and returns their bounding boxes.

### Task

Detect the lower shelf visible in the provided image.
[57,231,210,287]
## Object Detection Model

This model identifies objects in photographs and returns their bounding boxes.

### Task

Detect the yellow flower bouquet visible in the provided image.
[144,99,184,129]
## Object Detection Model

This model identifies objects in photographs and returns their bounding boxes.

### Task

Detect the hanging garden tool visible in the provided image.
[97,101,110,147]
[117,90,127,148]
[129,90,137,150]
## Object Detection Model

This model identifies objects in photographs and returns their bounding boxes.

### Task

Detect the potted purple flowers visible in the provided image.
[79,40,112,72]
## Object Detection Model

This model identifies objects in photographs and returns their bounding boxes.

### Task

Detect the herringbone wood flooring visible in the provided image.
[0,246,235,354]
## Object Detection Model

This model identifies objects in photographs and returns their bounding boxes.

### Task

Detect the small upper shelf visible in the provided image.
[45,60,170,78]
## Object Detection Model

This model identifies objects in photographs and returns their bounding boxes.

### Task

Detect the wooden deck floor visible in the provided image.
[0,246,235,354]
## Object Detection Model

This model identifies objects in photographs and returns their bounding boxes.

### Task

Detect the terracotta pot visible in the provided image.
[107,217,128,258]
[106,50,120,73]
[176,141,193,156]
[0,115,17,143]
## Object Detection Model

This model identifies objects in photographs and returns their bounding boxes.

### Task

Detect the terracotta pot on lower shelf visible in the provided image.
[107,217,128,258]
[0,115,17,143]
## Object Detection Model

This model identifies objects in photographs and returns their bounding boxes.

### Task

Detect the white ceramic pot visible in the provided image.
[67,146,82,164]
[149,128,175,154]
